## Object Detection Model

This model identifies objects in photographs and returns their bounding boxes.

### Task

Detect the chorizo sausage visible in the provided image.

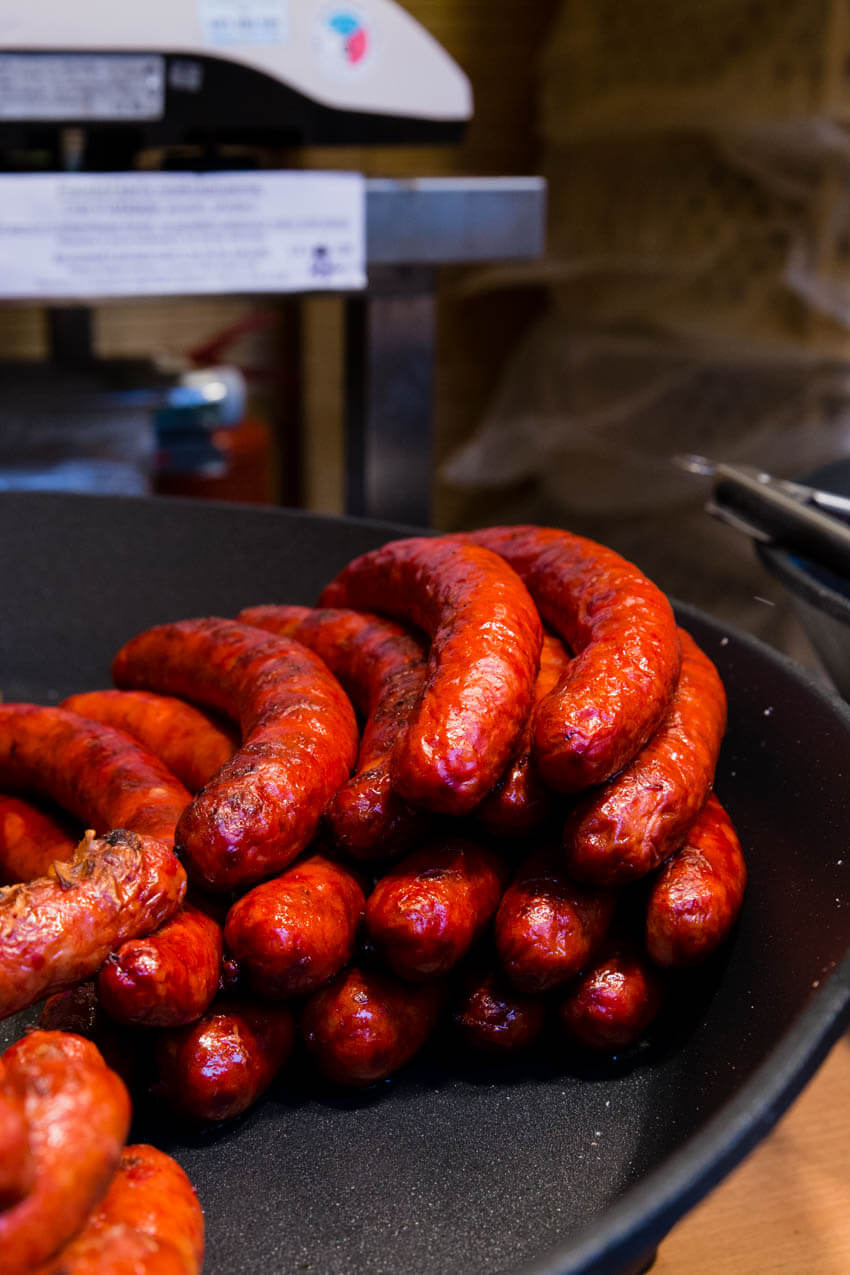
[646,794,747,967]
[238,603,427,859]
[38,982,148,1095]
[97,902,223,1028]
[476,633,571,837]
[0,793,77,886]
[564,628,727,886]
[0,829,187,1018]
[33,1144,204,1275]
[0,705,191,851]
[365,838,508,981]
[300,966,444,1087]
[456,526,680,792]
[0,1062,32,1211]
[112,619,359,892]
[319,538,542,815]
[224,854,365,1000]
[0,1031,131,1274]
[62,689,238,794]
[494,849,616,994]
[452,967,546,1056]
[155,999,294,1123]
[558,938,666,1052]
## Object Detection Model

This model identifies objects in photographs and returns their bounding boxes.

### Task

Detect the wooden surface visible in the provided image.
[655,1028,850,1273]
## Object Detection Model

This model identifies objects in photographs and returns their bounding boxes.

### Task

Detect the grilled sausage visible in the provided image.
[224,854,365,1000]
[0,794,77,886]
[33,1144,204,1275]
[0,705,191,850]
[0,1031,131,1274]
[452,967,546,1056]
[62,689,238,794]
[564,629,727,886]
[238,603,427,859]
[558,938,666,1052]
[155,1000,294,1123]
[319,538,542,815]
[365,838,508,981]
[301,966,444,1087]
[0,829,187,1019]
[646,794,747,967]
[97,902,223,1028]
[476,633,571,837]
[112,618,359,892]
[455,526,680,793]
[0,1062,32,1211]
[494,848,616,994]
[38,982,148,1095]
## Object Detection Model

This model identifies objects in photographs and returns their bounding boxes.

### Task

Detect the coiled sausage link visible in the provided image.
[0,794,77,886]
[319,538,543,816]
[112,618,359,892]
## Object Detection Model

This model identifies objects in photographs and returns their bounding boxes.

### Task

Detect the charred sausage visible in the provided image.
[452,967,546,1056]
[112,619,359,892]
[0,794,77,886]
[558,938,666,1052]
[319,538,542,815]
[564,628,727,886]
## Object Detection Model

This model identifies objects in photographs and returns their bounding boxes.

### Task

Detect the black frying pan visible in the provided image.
[1,492,849,1275]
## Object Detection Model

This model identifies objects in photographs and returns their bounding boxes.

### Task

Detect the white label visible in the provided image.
[0,171,366,299]
[198,0,289,46]
[0,55,165,121]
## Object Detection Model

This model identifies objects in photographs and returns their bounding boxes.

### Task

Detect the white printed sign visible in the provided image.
[0,55,165,121]
[0,171,366,298]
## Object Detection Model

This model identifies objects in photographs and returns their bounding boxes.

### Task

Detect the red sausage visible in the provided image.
[0,829,187,1019]
[238,603,427,859]
[301,966,444,1087]
[558,939,666,1052]
[155,999,295,1123]
[452,967,546,1056]
[38,982,148,1095]
[62,689,238,794]
[494,848,616,994]
[0,1031,131,1274]
[646,794,747,967]
[365,838,508,981]
[112,619,359,892]
[476,633,571,837]
[564,628,727,886]
[97,902,223,1028]
[0,705,192,850]
[456,526,680,793]
[0,1061,32,1211]
[224,854,365,999]
[319,538,543,815]
[0,794,77,886]
[33,1144,204,1275]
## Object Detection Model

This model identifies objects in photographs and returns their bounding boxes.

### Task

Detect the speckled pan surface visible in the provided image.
[1,493,849,1275]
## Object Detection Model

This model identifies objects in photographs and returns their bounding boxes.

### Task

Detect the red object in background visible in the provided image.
[155,417,277,504]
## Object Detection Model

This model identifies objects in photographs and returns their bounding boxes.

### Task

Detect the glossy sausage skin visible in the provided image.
[0,829,187,1018]
[456,526,680,793]
[301,967,444,1087]
[0,1061,32,1211]
[34,1144,204,1275]
[238,603,427,859]
[558,939,666,1052]
[112,619,359,892]
[319,538,543,815]
[0,704,191,850]
[62,689,238,795]
[365,838,508,981]
[494,849,616,994]
[155,999,294,1123]
[97,902,223,1028]
[564,628,727,886]
[224,854,365,1000]
[452,968,546,1056]
[0,793,77,886]
[38,983,148,1094]
[0,1031,131,1274]
[476,633,571,837]
[646,794,747,967]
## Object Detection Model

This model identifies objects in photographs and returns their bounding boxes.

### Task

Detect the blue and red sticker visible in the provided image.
[315,6,373,74]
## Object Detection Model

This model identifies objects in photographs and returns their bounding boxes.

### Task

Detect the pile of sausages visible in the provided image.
[0,526,747,1261]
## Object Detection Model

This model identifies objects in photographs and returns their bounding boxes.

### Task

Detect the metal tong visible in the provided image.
[674,454,850,580]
